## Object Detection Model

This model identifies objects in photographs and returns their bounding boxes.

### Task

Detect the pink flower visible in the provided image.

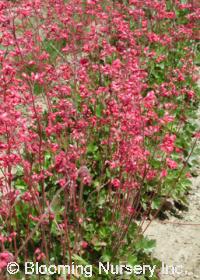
[81,241,88,249]
[161,134,176,154]
[58,178,67,188]
[111,178,120,189]
[78,218,83,224]
[34,248,46,261]
[0,252,14,270]
[22,192,32,202]
[161,170,167,178]
[144,91,156,109]
[78,166,92,186]
[160,113,174,125]
[146,170,156,181]
[80,58,89,66]
[194,132,200,139]
[127,206,135,215]
[112,59,121,70]
[166,158,178,169]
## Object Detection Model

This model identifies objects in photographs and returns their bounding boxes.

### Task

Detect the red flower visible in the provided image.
[81,241,88,249]
[0,252,14,270]
[166,158,178,169]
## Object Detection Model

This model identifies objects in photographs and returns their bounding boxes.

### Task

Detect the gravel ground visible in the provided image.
[144,176,200,280]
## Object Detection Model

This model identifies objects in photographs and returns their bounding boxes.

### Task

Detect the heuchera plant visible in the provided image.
[0,0,199,279]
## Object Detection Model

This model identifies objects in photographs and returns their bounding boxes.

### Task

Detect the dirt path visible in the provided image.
[144,176,200,279]
[143,75,200,280]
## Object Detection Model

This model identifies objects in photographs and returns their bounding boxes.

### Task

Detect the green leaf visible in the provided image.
[96,104,103,118]
[72,254,89,266]
[135,238,156,253]
[87,143,98,153]
[152,198,161,210]
[99,227,111,239]
[100,250,112,262]
[127,255,137,266]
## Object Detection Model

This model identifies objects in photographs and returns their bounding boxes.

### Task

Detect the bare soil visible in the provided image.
[144,175,200,280]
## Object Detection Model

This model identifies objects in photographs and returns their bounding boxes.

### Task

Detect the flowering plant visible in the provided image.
[0,0,199,279]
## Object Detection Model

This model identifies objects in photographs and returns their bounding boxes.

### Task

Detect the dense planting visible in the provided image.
[0,0,199,279]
